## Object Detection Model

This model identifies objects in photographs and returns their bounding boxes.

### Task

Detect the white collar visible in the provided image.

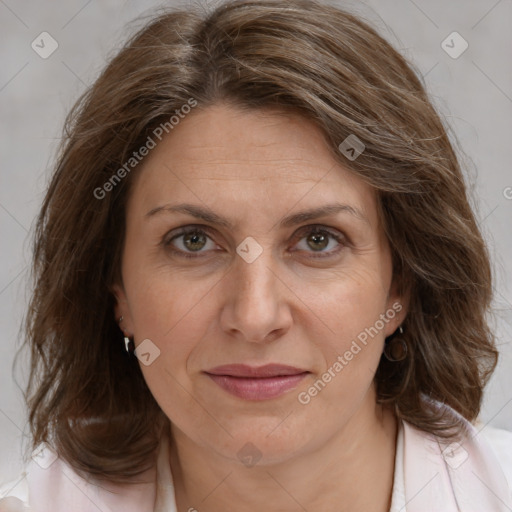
[389,419,406,511]
[154,432,178,512]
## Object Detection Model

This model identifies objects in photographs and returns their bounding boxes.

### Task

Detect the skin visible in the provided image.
[113,103,408,512]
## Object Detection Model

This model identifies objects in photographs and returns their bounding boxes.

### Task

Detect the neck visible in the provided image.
[168,398,398,512]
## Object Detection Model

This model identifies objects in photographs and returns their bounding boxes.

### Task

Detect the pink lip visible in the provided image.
[204,364,310,400]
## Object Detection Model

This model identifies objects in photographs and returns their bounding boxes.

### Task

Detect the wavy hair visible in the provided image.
[23,0,497,483]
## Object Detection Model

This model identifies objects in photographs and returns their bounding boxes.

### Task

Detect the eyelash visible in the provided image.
[162,224,347,260]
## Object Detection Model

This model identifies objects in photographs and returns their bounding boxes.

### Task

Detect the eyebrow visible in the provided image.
[144,202,369,228]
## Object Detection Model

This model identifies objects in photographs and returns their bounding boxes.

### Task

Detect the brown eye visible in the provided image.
[306,231,329,251]
[164,227,217,258]
[183,231,208,251]
[293,226,345,258]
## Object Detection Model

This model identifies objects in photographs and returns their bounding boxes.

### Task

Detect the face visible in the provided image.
[113,103,406,465]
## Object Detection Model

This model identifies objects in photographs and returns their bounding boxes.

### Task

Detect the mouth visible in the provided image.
[204,364,310,401]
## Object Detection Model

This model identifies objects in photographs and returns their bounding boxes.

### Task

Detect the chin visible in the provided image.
[207,415,312,465]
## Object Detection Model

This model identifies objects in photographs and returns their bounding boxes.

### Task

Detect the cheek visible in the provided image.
[297,279,388,417]
[300,262,391,398]
[119,278,192,405]
[310,265,391,338]
[125,257,212,338]
[131,277,208,424]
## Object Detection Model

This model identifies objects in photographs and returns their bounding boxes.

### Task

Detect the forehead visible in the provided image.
[127,103,378,226]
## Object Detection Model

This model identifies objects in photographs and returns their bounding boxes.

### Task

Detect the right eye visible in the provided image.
[163,226,219,259]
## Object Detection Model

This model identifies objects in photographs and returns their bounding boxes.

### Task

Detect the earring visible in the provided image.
[383,326,407,362]
[118,316,135,354]
[124,336,135,354]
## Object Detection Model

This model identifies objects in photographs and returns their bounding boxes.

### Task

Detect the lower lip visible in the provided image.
[206,373,309,400]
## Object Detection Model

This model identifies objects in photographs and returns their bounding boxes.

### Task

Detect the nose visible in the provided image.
[219,245,293,344]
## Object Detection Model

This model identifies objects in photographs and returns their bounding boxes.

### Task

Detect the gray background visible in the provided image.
[1,0,511,484]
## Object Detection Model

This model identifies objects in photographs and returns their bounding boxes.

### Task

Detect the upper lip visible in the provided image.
[205,364,309,378]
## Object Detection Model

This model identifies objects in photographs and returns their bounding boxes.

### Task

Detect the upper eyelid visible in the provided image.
[166,223,343,237]
[164,223,346,248]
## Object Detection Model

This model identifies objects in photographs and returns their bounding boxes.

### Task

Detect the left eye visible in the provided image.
[163,225,344,259]
[292,226,344,258]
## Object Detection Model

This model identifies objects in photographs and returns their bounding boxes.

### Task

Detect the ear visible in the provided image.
[111,282,133,336]
[383,277,410,337]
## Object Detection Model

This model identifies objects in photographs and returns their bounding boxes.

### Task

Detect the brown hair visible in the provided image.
[23,0,498,483]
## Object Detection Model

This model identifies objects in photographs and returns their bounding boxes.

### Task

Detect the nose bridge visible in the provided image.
[235,242,277,308]
[222,240,290,342]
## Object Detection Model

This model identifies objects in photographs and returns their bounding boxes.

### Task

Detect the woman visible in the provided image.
[1,0,511,510]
